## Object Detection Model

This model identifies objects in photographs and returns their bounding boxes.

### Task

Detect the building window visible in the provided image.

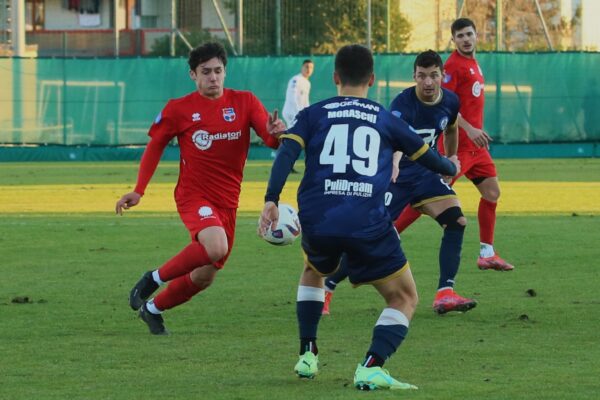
[26,0,44,31]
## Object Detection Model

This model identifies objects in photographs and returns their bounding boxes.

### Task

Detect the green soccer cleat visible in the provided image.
[294,351,319,379]
[353,364,418,390]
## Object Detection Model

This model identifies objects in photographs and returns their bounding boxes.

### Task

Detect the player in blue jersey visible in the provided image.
[258,44,459,391]
[323,50,477,316]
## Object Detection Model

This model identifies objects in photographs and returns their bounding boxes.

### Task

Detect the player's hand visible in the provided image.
[267,109,287,138]
[448,155,461,175]
[466,127,493,148]
[258,201,279,237]
[115,192,141,215]
[443,155,461,183]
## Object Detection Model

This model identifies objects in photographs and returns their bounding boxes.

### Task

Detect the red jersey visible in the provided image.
[135,88,279,208]
[441,50,485,153]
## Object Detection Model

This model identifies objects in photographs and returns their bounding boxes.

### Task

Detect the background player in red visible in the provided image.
[115,42,285,335]
[394,18,513,271]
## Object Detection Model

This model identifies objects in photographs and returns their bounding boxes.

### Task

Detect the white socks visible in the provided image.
[480,243,495,258]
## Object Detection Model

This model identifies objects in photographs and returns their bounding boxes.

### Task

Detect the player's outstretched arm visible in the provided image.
[114,135,169,215]
[263,138,302,204]
[414,147,458,177]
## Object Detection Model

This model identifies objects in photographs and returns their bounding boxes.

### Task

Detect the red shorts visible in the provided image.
[451,149,497,185]
[177,199,237,269]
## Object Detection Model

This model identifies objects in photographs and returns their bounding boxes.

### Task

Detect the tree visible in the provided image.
[149,30,225,57]
[225,0,411,55]
[460,0,582,51]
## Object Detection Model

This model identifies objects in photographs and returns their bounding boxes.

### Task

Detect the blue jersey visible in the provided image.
[389,87,459,175]
[282,96,428,238]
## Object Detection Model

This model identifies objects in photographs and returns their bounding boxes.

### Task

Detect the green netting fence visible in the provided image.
[1,52,599,147]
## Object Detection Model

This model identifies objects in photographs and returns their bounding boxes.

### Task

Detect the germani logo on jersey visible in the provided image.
[192,112,201,122]
[324,179,373,198]
[222,108,236,122]
[322,99,380,112]
[192,129,242,150]
[439,116,449,131]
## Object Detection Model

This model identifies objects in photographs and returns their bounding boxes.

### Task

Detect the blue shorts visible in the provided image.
[301,225,409,286]
[386,170,457,220]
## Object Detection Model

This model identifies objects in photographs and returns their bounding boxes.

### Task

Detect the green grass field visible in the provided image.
[1,159,599,400]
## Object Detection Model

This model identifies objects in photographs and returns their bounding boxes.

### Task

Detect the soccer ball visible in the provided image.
[262,203,301,246]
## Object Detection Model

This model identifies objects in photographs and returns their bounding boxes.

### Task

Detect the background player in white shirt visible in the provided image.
[282,59,314,126]
[277,59,314,172]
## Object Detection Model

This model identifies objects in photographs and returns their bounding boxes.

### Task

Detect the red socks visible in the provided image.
[393,206,422,234]
[153,273,202,311]
[478,198,497,244]
[157,242,211,282]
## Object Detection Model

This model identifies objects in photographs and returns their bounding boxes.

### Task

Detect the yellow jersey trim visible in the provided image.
[352,262,411,288]
[408,143,429,161]
[280,133,305,148]
[412,194,457,209]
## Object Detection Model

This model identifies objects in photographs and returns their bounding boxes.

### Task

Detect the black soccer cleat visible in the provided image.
[129,271,159,311]
[139,303,169,335]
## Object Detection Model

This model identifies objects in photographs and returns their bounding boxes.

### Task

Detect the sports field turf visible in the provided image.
[1,158,599,399]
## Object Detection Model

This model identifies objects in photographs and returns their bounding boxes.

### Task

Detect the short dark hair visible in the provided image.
[451,18,476,36]
[188,42,227,71]
[334,44,373,86]
[414,50,444,73]
[302,59,313,65]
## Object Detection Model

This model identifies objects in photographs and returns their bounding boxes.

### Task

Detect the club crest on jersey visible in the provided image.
[222,108,236,122]
[443,73,451,83]
[154,111,162,124]
[192,112,201,122]
[439,116,449,131]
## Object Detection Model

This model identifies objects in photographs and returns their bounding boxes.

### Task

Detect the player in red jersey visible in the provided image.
[115,42,285,335]
[394,18,513,271]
